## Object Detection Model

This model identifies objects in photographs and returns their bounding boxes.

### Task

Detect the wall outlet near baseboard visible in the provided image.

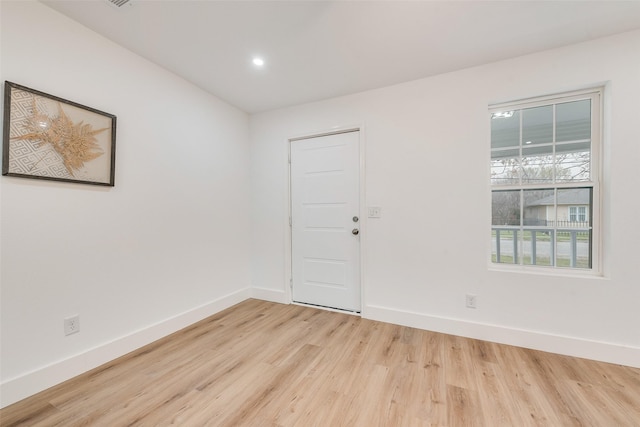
[465,294,477,309]
[64,315,80,335]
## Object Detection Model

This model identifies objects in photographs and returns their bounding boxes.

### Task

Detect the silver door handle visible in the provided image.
[352,229,359,235]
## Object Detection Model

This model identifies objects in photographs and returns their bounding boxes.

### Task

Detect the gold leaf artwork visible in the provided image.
[12,98,108,177]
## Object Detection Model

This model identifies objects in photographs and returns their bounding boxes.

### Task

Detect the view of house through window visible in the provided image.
[490,89,601,270]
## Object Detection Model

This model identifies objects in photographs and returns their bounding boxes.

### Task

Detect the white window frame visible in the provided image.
[489,88,602,275]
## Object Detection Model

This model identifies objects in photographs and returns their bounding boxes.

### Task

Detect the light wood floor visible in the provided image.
[1,299,639,426]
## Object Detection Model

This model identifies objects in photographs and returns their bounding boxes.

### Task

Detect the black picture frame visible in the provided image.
[2,81,116,186]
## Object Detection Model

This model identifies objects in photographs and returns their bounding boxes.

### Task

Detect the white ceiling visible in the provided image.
[42,1,640,114]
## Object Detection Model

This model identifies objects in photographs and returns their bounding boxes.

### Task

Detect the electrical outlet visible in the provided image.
[64,315,80,336]
[465,294,477,309]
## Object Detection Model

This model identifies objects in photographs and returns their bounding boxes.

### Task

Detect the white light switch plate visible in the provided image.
[368,207,381,218]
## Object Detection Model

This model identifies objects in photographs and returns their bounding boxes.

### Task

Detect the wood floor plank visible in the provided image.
[493,345,567,426]
[444,334,478,391]
[1,299,639,426]
[473,360,517,426]
[446,384,482,427]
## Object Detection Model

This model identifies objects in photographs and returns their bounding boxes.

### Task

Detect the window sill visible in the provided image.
[488,263,607,280]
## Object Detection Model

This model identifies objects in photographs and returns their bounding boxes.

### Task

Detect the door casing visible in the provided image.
[285,125,366,314]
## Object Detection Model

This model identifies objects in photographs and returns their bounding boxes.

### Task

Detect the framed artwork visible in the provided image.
[2,81,116,186]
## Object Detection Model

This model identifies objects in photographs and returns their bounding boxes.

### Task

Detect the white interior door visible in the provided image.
[290,131,360,312]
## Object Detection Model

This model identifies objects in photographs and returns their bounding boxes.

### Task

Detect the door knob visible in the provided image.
[352,229,359,235]
[353,216,359,222]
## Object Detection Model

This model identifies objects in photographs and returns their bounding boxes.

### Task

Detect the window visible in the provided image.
[490,89,601,270]
[569,206,587,223]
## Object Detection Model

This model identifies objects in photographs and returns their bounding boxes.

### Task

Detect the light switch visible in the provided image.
[368,207,381,218]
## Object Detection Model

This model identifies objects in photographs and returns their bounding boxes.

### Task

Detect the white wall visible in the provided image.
[1,1,252,406]
[250,30,640,367]
[2,0,639,410]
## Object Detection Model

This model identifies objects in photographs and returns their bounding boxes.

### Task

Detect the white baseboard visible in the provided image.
[5,293,635,409]
[364,304,640,369]
[251,287,289,304]
[0,288,251,409]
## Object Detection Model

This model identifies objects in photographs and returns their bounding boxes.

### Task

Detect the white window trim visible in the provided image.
[489,87,603,275]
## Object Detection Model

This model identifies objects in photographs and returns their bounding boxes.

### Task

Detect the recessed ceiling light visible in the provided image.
[252,57,265,67]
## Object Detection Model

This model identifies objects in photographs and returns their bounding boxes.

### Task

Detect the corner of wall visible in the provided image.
[251,287,289,304]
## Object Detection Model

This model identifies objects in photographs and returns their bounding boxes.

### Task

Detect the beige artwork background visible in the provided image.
[7,87,113,184]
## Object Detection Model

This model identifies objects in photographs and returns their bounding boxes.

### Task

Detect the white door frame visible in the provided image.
[284,125,366,315]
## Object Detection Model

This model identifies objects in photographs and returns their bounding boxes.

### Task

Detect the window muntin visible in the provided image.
[490,90,600,271]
